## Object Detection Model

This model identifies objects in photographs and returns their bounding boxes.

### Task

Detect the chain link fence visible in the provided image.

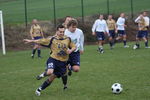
[0,0,150,26]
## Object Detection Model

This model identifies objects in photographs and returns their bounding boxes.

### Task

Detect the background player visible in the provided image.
[115,13,129,48]
[24,24,76,96]
[133,14,150,49]
[106,15,116,49]
[30,19,44,58]
[92,14,109,53]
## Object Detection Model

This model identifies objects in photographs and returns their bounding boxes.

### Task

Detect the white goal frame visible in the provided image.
[0,11,6,55]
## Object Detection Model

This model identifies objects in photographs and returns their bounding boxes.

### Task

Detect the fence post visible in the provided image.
[24,0,28,28]
[81,0,84,24]
[130,0,134,19]
[53,0,56,27]
[107,0,110,15]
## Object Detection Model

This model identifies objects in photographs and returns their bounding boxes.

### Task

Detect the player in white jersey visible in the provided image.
[115,13,129,48]
[92,14,109,53]
[61,19,84,89]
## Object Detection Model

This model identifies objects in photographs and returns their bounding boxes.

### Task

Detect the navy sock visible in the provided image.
[136,43,140,48]
[32,49,36,55]
[62,75,68,86]
[41,79,51,90]
[38,49,41,57]
[145,41,148,47]
[109,42,113,47]
[123,40,127,46]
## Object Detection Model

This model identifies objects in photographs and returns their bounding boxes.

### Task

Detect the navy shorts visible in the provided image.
[118,30,126,36]
[34,36,42,40]
[67,51,80,67]
[96,32,105,41]
[136,31,147,38]
[46,57,67,78]
[109,30,115,38]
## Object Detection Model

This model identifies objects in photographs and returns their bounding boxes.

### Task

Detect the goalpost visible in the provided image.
[0,11,6,55]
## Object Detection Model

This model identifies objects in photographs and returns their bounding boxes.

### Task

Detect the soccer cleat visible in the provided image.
[36,75,43,80]
[63,86,68,90]
[124,45,129,48]
[100,50,104,54]
[145,46,150,48]
[35,89,41,96]
[31,54,34,59]
[38,56,42,59]
[133,45,138,50]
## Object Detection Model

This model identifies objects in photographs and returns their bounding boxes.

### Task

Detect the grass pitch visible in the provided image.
[0,42,150,100]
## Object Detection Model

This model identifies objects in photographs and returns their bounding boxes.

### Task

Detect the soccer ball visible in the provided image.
[133,45,137,50]
[111,83,123,94]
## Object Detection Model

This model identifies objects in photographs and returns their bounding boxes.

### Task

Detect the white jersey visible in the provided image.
[135,16,150,26]
[65,28,84,52]
[116,17,126,30]
[92,19,109,33]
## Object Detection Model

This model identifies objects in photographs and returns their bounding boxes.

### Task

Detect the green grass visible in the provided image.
[0,42,150,100]
[0,0,150,23]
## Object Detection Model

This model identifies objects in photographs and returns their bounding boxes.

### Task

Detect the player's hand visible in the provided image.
[115,30,118,33]
[31,37,34,40]
[92,32,96,36]
[67,49,73,54]
[80,50,84,54]
[23,39,32,44]
[124,25,127,27]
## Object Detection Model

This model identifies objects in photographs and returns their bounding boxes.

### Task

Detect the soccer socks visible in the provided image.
[145,41,148,47]
[123,40,127,46]
[38,49,41,57]
[32,49,36,57]
[62,75,68,86]
[39,79,51,91]
[109,42,113,47]
[136,43,140,48]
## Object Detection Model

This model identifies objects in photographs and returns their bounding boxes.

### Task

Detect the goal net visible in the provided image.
[0,11,6,55]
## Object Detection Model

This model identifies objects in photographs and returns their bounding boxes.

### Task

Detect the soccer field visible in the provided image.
[0,43,150,100]
[0,0,150,23]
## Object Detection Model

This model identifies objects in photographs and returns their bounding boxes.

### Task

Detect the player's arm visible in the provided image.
[40,28,44,38]
[135,16,141,23]
[92,20,97,35]
[67,41,76,54]
[79,31,84,54]
[104,21,109,35]
[30,26,34,39]
[24,38,51,46]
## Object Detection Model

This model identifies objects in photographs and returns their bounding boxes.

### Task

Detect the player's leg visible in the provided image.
[36,58,55,80]
[123,34,129,48]
[35,74,57,96]
[62,51,80,89]
[109,36,113,49]
[143,31,150,48]
[31,44,38,58]
[37,45,42,58]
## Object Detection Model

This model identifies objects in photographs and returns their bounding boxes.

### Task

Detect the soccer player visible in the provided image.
[135,11,150,39]
[133,14,150,49]
[61,19,84,89]
[24,24,76,96]
[92,14,109,53]
[62,16,72,28]
[115,13,129,48]
[30,19,44,58]
[106,15,116,49]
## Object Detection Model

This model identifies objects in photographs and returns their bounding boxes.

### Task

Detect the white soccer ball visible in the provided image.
[133,45,137,50]
[111,83,123,94]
